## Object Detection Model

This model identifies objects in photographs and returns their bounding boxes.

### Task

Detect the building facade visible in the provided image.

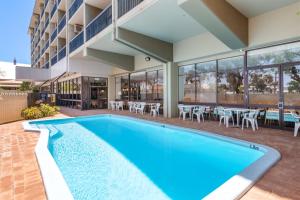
[27,0,300,126]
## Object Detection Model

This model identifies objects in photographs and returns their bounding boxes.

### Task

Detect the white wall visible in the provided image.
[249,2,300,47]
[69,58,113,77]
[15,67,50,81]
[50,58,68,79]
[173,32,231,63]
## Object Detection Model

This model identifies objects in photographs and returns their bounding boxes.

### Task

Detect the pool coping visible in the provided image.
[23,114,281,200]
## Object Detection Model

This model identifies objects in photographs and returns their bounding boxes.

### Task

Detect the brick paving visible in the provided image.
[0,107,299,200]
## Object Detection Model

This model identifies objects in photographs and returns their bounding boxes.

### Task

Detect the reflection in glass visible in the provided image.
[146,71,157,100]
[248,67,279,105]
[157,70,164,100]
[130,72,147,101]
[283,65,300,107]
[178,65,196,102]
[196,61,216,103]
[217,56,244,104]
[247,42,300,67]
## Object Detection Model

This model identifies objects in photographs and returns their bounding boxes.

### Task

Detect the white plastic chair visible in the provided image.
[150,103,160,117]
[192,106,205,123]
[178,105,189,120]
[128,101,134,112]
[135,102,146,115]
[109,101,116,110]
[116,101,124,111]
[242,110,259,131]
[219,109,235,128]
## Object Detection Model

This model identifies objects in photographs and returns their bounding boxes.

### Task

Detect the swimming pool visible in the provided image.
[24,115,280,200]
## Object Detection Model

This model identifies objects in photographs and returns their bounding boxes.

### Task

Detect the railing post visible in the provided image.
[112,0,118,41]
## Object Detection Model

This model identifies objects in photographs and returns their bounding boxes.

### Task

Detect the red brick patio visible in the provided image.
[0,107,299,200]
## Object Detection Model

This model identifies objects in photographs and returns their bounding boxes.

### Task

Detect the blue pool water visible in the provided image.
[31,115,264,200]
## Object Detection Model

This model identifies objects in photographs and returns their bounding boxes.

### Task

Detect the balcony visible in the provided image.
[51,54,58,66]
[51,3,57,18]
[58,14,66,33]
[118,0,144,18]
[69,31,84,53]
[42,61,50,69]
[86,5,112,41]
[69,0,83,19]
[51,28,57,42]
[58,46,66,61]
[41,17,49,36]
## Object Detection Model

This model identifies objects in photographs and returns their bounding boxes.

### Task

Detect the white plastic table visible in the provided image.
[224,108,250,127]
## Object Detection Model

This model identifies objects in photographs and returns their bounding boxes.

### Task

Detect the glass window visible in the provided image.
[283,65,300,107]
[247,42,300,67]
[248,67,279,105]
[157,70,164,100]
[178,65,196,102]
[130,72,147,101]
[196,61,216,103]
[146,71,157,100]
[121,75,129,100]
[90,77,107,87]
[217,56,244,105]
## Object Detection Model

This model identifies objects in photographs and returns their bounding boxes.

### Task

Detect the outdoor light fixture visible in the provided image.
[145,57,151,62]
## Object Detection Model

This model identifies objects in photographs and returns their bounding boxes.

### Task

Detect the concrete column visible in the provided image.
[108,76,115,109]
[164,62,178,118]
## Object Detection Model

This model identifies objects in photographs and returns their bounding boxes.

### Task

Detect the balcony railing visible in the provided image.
[69,0,83,19]
[42,61,50,69]
[69,31,84,53]
[58,0,62,6]
[51,28,57,42]
[51,54,58,66]
[58,14,66,33]
[86,5,112,41]
[51,3,57,18]
[118,0,143,18]
[58,46,66,61]
[41,17,49,36]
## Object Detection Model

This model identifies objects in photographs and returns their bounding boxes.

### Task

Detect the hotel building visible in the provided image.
[26,0,300,128]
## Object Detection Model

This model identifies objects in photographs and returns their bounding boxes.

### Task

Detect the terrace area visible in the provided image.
[0,107,299,200]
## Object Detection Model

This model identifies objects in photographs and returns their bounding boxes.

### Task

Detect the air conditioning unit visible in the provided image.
[74,24,83,33]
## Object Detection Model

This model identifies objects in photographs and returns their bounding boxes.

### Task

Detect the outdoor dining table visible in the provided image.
[180,105,210,120]
[224,108,250,127]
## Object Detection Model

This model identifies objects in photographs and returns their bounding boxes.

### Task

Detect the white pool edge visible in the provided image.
[22,120,74,200]
[23,114,281,200]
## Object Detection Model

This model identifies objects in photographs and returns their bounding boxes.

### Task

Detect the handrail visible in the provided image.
[86,5,112,41]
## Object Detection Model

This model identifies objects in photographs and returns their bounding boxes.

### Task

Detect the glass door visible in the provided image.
[282,64,300,129]
[248,66,280,128]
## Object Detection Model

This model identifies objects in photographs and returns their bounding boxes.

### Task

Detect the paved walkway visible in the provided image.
[0,107,299,200]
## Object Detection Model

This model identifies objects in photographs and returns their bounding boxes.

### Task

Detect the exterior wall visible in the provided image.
[173,33,231,63]
[0,92,28,124]
[249,2,300,47]
[50,58,68,78]
[69,58,113,77]
[16,67,50,81]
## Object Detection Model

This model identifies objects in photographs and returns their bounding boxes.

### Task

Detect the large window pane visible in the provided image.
[247,42,300,67]
[196,61,216,103]
[283,65,300,107]
[248,67,279,105]
[157,70,164,100]
[178,65,196,102]
[121,75,129,100]
[146,71,157,100]
[217,56,244,104]
[130,72,146,101]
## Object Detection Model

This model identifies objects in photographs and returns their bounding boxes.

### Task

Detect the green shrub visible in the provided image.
[21,104,60,120]
[39,103,59,117]
[21,107,43,120]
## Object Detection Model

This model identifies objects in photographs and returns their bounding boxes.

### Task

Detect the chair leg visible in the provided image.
[251,120,256,131]
[294,124,300,137]
[242,119,244,130]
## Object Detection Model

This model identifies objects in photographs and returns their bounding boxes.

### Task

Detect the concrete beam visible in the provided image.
[178,0,248,49]
[83,48,134,71]
[116,27,173,62]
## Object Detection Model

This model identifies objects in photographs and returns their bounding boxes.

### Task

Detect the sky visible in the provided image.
[0,0,35,64]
